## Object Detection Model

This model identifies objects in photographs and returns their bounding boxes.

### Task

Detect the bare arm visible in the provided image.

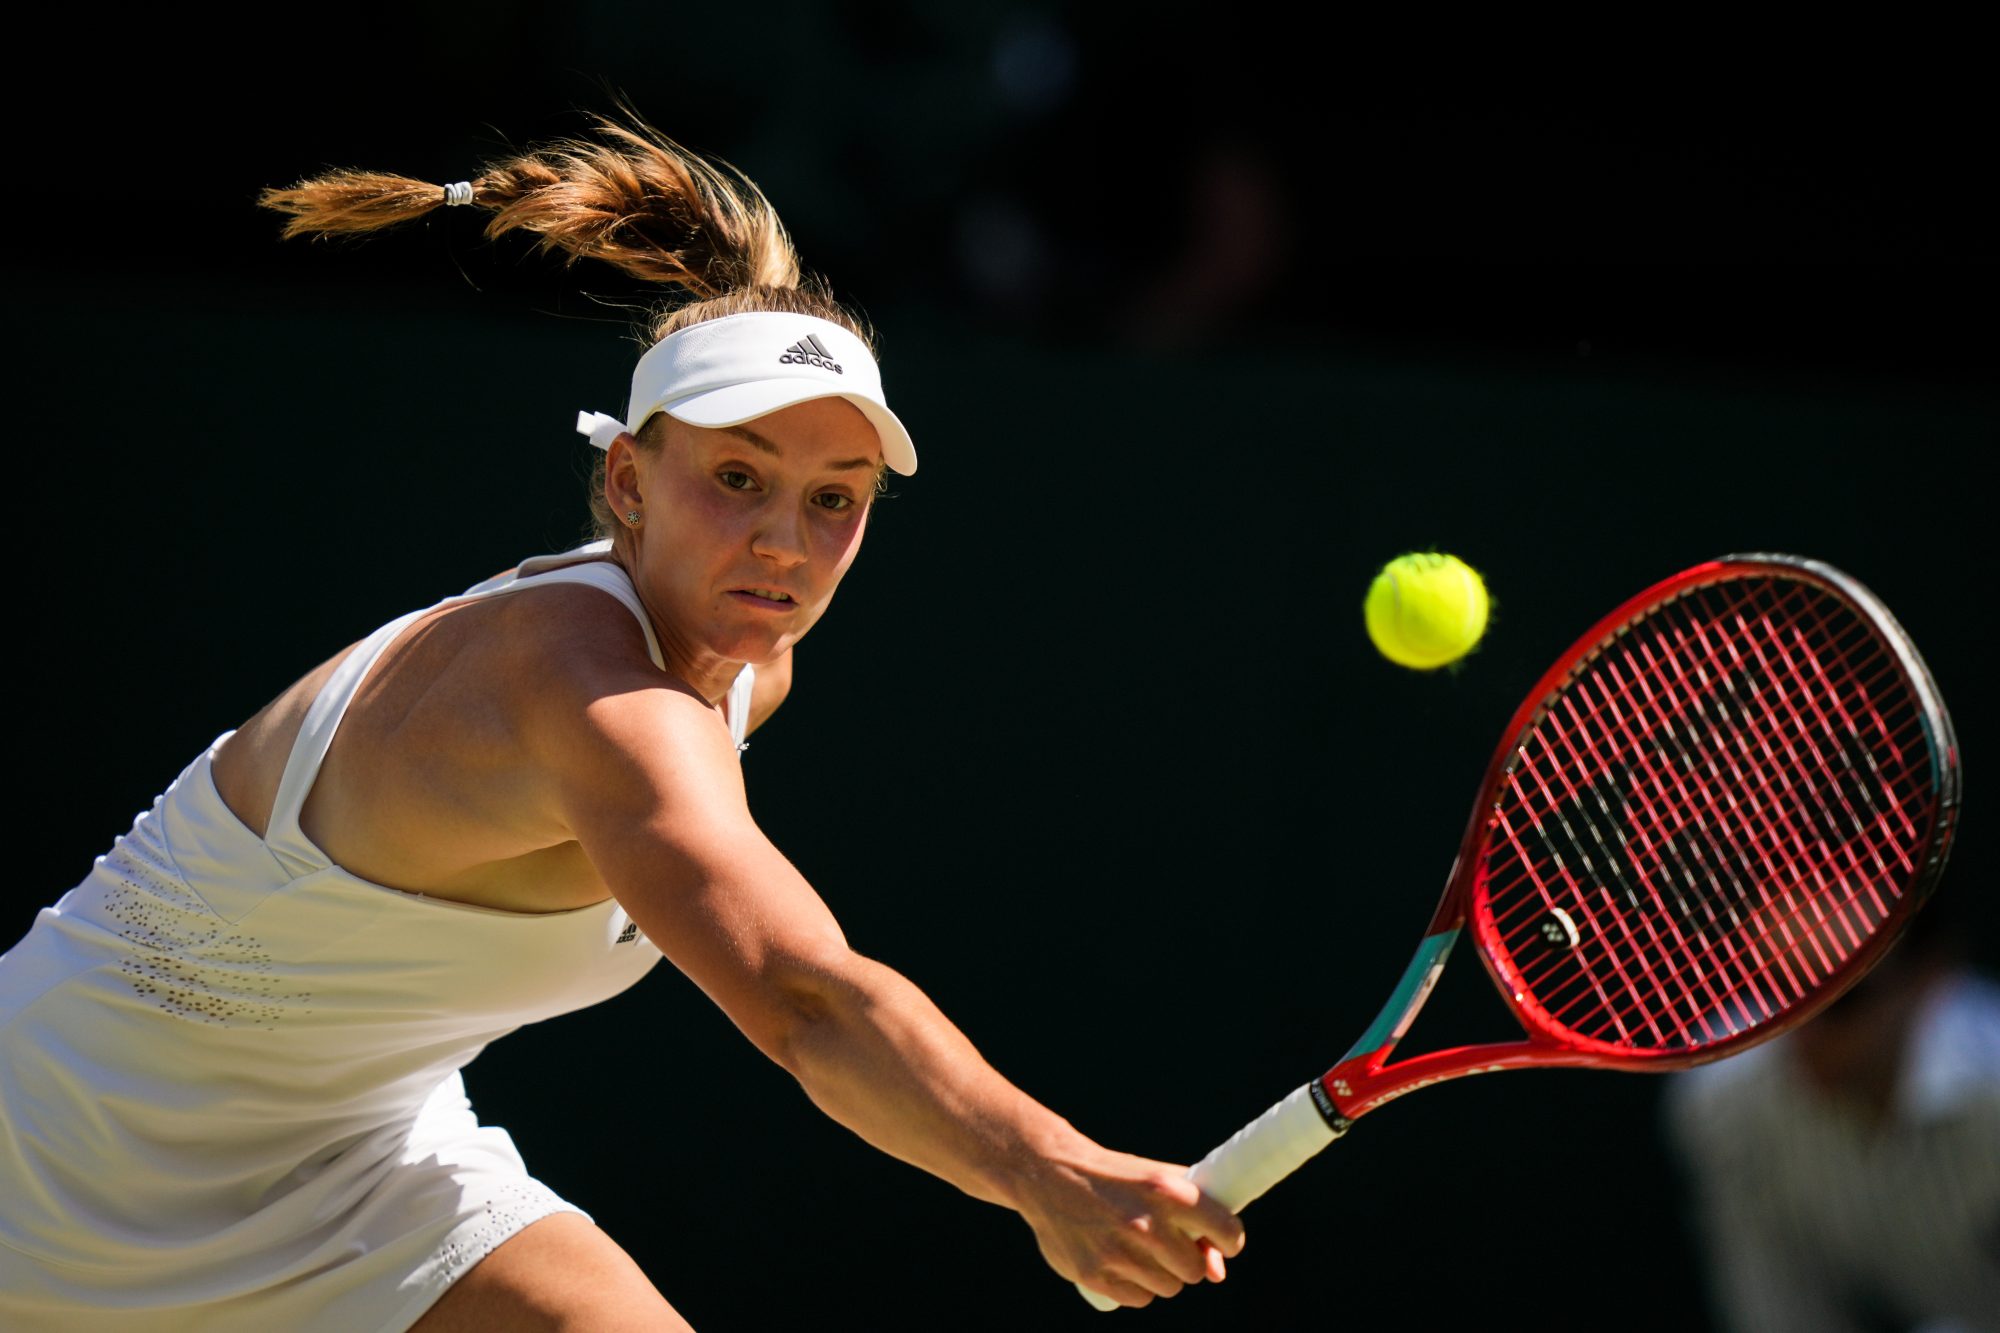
[524,647,1242,1306]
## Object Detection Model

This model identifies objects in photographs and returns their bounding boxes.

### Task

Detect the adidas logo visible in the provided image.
[779,334,843,374]
[615,921,640,945]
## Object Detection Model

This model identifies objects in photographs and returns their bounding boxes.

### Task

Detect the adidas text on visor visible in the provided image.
[576,311,917,475]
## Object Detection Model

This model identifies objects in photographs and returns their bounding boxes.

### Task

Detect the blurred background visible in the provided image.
[7,6,1995,1329]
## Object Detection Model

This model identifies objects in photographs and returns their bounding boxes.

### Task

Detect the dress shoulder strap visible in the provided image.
[261,600,438,878]
[725,656,755,752]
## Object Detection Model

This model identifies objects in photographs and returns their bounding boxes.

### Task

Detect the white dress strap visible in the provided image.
[725,660,755,752]
[263,604,439,878]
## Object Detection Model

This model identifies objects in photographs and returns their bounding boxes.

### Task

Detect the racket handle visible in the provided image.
[1074,1082,1344,1311]
[1187,1080,1343,1209]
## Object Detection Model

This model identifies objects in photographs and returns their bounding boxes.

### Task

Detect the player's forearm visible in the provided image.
[768,950,1089,1210]
[757,948,1246,1305]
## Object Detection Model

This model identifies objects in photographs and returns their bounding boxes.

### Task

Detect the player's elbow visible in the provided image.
[747,943,879,1077]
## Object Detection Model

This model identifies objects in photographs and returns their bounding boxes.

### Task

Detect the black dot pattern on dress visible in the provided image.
[99,815,301,1030]
[432,1180,571,1281]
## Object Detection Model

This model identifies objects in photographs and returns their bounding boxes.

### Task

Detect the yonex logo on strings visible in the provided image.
[779,335,843,374]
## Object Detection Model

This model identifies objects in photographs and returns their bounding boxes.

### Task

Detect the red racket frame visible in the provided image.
[1309,554,1960,1130]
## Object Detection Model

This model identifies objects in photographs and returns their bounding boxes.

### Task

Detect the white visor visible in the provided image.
[576,310,917,475]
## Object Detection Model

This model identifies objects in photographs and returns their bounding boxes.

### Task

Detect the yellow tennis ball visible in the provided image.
[1364,552,1490,669]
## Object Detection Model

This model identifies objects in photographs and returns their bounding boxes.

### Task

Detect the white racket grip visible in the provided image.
[1074,1083,1344,1311]
[1186,1081,1342,1212]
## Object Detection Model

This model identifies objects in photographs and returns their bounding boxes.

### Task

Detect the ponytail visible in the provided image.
[259,102,882,538]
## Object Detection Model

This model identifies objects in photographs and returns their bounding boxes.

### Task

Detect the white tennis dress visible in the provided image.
[0,543,752,1331]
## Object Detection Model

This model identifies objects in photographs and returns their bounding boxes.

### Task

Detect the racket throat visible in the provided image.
[1326,1041,1548,1118]
[1327,929,1459,1069]
[1316,928,1533,1123]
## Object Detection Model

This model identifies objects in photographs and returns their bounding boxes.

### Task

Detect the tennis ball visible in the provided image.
[1364,552,1490,670]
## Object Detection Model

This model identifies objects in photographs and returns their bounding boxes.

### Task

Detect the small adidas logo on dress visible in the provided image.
[778,334,842,374]
[615,921,640,945]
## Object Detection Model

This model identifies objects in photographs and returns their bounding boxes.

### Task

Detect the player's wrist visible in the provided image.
[976,1115,1101,1215]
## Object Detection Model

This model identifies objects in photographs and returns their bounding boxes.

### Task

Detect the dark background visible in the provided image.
[7,8,1994,1329]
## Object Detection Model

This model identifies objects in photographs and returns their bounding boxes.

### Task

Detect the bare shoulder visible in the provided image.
[500,584,743,833]
[496,579,702,718]
[494,576,658,673]
[216,576,730,903]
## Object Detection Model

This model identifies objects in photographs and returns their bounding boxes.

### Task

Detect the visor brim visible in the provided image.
[658,380,918,475]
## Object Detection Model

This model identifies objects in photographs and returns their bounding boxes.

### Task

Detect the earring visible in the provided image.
[624,510,641,526]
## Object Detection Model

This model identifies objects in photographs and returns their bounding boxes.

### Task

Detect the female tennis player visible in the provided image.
[0,110,1243,1330]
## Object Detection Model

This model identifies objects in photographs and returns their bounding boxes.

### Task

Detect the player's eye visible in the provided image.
[814,492,856,512]
[718,470,755,491]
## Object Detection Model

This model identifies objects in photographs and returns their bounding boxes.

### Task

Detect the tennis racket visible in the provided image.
[1079,553,1959,1311]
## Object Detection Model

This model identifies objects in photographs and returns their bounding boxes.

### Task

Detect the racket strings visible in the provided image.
[1617,598,1927,1007]
[1502,645,1927,1041]
[1525,605,1913,1041]
[1559,610,1920,1036]
[1475,575,1939,1053]
[1494,584,1832,1029]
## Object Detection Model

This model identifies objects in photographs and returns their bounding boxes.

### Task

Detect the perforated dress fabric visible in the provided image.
[0,543,752,1331]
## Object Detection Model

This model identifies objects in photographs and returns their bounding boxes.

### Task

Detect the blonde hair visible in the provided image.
[257,104,886,540]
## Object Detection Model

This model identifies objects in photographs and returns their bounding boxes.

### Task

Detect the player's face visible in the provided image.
[616,397,880,691]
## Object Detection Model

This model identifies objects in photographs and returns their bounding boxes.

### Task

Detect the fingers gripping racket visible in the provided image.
[1079,554,1958,1311]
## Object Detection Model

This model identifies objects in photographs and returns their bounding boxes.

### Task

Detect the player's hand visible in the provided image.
[1010,1142,1245,1308]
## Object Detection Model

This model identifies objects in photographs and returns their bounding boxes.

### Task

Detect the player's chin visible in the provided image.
[710,621,802,665]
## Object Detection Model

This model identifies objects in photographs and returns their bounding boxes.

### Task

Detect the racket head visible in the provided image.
[1453,554,1959,1070]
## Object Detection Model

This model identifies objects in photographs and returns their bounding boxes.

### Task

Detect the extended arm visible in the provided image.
[525,646,1241,1307]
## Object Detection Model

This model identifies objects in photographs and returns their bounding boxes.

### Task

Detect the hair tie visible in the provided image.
[442,181,475,207]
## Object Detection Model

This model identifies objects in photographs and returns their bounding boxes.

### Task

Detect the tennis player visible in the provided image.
[0,109,1243,1330]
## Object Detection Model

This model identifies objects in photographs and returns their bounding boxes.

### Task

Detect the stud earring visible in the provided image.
[624,510,641,526]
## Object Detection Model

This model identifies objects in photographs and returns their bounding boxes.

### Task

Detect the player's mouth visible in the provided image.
[728,586,797,610]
